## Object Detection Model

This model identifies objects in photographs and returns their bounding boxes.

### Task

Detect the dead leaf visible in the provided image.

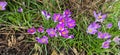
[8,35,16,47]
[51,50,58,55]
[72,47,79,55]
[34,43,41,51]
[17,34,24,41]
[32,52,38,55]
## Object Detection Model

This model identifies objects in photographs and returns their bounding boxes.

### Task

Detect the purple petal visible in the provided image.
[46,13,51,20]
[93,11,97,19]
[101,14,107,19]
[41,10,47,16]
[98,12,102,16]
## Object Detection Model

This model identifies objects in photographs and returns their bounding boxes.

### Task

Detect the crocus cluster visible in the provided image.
[27,9,76,44]
[27,25,48,44]
[97,32,111,39]
[87,11,120,49]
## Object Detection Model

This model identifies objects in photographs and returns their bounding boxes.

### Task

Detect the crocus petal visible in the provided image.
[101,14,107,19]
[93,11,97,19]
[98,12,102,16]
[41,10,47,16]
[66,17,73,22]
[46,13,51,20]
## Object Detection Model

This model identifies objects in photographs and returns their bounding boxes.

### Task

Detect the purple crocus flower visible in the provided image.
[106,23,112,29]
[103,33,111,39]
[18,8,23,12]
[63,9,71,17]
[102,40,111,48]
[27,27,36,34]
[98,32,104,39]
[0,1,7,10]
[46,28,57,37]
[86,27,97,34]
[53,13,61,22]
[118,21,120,30]
[41,10,51,20]
[59,29,69,38]
[56,23,65,31]
[93,11,107,22]
[66,19,76,28]
[58,17,66,24]
[37,25,44,33]
[113,36,120,45]
[36,36,48,44]
[86,22,100,34]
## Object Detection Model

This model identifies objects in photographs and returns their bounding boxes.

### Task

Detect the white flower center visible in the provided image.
[88,29,92,33]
